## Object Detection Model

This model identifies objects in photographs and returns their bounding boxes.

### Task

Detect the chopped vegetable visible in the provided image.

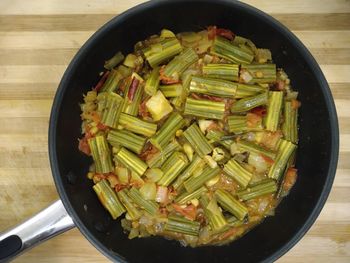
[146,90,173,121]
[80,27,300,247]
[93,179,125,219]
[158,151,188,186]
[88,136,114,173]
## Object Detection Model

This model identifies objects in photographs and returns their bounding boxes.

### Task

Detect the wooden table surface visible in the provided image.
[0,0,349,262]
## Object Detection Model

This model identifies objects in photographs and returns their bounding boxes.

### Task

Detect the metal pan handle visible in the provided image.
[0,200,75,262]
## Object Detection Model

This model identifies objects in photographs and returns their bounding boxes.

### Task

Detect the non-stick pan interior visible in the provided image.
[49,1,338,262]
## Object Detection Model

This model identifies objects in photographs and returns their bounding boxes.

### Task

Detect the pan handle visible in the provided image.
[0,200,74,262]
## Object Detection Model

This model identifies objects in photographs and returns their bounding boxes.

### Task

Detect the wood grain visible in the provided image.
[0,0,348,262]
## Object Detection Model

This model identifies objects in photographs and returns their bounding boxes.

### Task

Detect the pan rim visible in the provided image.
[49,0,339,262]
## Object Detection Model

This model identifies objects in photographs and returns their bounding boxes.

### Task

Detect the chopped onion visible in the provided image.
[139,215,154,226]
[145,168,163,182]
[198,119,214,134]
[258,198,269,214]
[130,172,144,186]
[154,222,165,233]
[203,54,214,64]
[116,166,130,184]
[146,91,173,121]
[199,227,210,242]
[155,186,168,203]
[139,182,157,200]
[248,153,268,173]
[245,132,256,142]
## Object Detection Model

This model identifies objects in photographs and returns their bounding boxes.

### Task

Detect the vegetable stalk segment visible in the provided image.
[183,123,213,157]
[175,186,207,204]
[202,63,239,81]
[128,187,159,215]
[93,179,125,219]
[184,166,221,193]
[104,51,124,70]
[122,74,144,116]
[189,76,237,98]
[206,129,233,150]
[223,159,253,188]
[164,215,200,236]
[163,48,199,81]
[214,189,248,220]
[211,36,254,64]
[240,64,276,84]
[145,67,160,96]
[119,113,157,137]
[88,135,114,173]
[172,155,205,190]
[158,152,188,186]
[237,179,277,201]
[282,101,298,143]
[160,84,183,97]
[146,139,181,168]
[150,112,185,150]
[268,139,297,180]
[264,91,283,131]
[143,38,183,68]
[107,130,146,154]
[184,97,225,120]
[231,92,268,113]
[101,68,124,92]
[200,194,227,231]
[114,147,148,176]
[228,114,263,134]
[235,83,267,98]
[117,189,142,220]
[236,139,276,160]
[98,92,124,128]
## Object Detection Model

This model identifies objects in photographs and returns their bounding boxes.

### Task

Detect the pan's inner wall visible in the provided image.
[52,1,336,262]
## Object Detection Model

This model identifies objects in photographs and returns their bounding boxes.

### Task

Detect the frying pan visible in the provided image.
[0,0,339,262]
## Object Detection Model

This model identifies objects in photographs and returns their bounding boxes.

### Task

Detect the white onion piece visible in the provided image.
[258,198,269,214]
[145,168,163,182]
[139,182,157,200]
[198,119,214,134]
[155,186,168,203]
[248,153,268,173]
[139,215,153,226]
[246,132,256,142]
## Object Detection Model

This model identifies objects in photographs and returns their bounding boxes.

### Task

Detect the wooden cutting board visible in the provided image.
[0,0,349,262]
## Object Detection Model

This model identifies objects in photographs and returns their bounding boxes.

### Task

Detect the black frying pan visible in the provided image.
[0,0,339,262]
